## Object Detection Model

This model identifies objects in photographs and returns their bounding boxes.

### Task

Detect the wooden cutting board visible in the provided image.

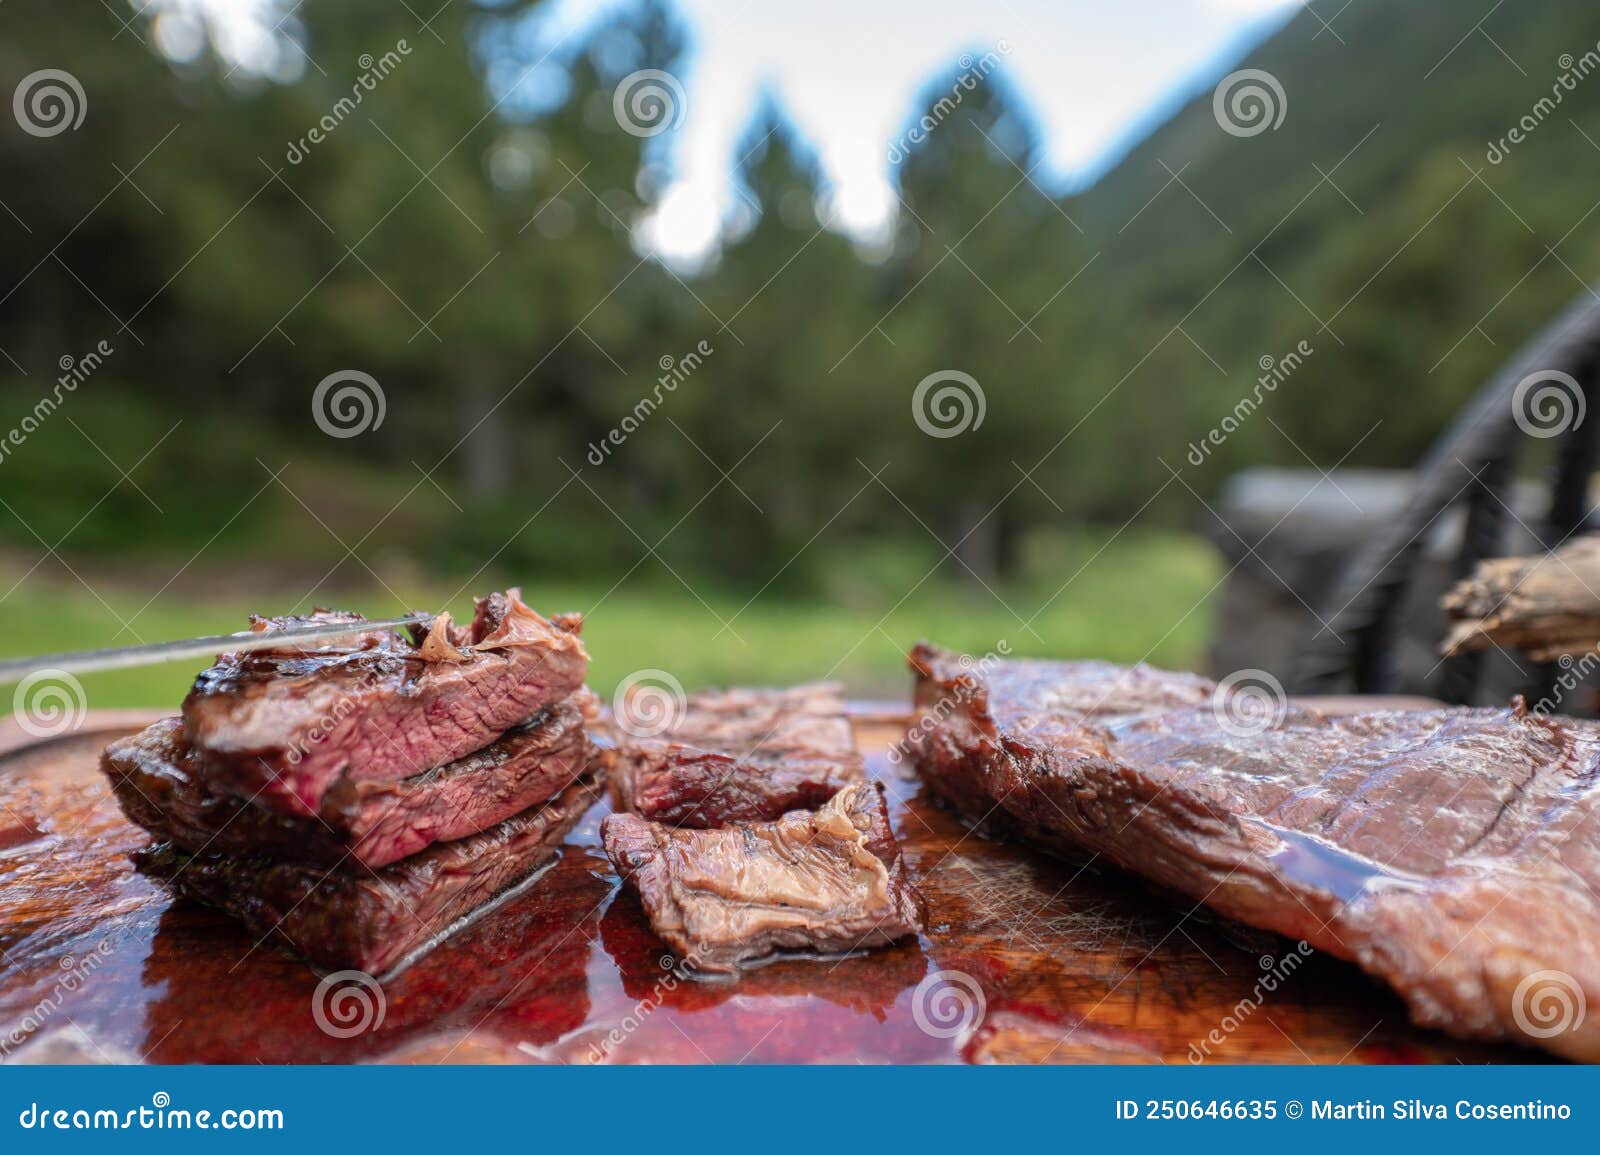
[0,704,1530,1065]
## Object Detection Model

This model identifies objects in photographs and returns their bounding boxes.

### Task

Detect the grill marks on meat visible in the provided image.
[908,644,1600,1061]
[139,771,604,975]
[609,683,865,827]
[602,782,923,973]
[105,590,605,976]
[104,693,597,869]
[182,590,588,818]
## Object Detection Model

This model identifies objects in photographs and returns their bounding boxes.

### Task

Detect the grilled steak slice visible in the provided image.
[104,692,597,869]
[909,642,1216,834]
[602,781,923,973]
[908,644,1600,1062]
[609,683,864,826]
[138,769,605,975]
[182,590,587,818]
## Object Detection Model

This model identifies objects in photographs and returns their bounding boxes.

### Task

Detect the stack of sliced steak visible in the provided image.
[103,590,605,975]
[602,682,923,972]
[906,642,1600,1062]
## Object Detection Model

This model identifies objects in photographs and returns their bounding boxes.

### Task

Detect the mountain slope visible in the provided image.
[1055,0,1600,481]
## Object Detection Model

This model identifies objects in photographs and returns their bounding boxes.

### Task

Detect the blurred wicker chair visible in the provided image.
[1291,288,1600,704]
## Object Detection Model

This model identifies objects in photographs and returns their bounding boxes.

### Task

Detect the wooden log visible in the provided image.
[1441,536,1600,660]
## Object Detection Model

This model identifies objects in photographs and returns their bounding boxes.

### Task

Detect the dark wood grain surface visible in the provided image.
[0,707,1530,1064]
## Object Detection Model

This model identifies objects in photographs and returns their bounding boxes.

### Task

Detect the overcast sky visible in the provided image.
[631,0,1304,261]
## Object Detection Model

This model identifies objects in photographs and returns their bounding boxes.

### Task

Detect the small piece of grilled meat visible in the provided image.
[602,781,923,973]
[609,682,864,827]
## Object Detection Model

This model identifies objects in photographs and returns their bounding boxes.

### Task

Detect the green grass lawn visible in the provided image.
[0,529,1221,712]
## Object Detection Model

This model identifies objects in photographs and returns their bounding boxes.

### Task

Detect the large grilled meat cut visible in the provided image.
[907,643,1600,1062]
[104,691,596,869]
[908,644,1216,831]
[609,682,864,827]
[182,591,587,818]
[602,781,923,973]
[138,769,604,974]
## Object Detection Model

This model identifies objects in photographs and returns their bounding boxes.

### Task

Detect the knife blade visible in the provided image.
[0,613,436,684]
